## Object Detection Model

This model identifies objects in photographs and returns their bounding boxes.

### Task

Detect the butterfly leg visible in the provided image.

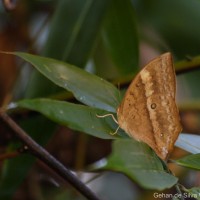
[110,126,120,135]
[96,114,120,136]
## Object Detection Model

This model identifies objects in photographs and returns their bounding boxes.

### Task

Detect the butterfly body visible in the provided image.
[117,53,182,160]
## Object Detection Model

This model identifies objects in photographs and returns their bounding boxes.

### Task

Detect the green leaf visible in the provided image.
[17,98,119,139]
[105,139,178,190]
[175,154,200,170]
[26,0,111,98]
[43,0,111,66]
[102,0,139,75]
[175,133,200,154]
[12,52,120,113]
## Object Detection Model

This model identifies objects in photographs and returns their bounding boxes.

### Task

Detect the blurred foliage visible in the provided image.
[0,0,200,200]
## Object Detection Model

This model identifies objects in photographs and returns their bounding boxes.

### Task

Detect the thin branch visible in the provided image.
[161,160,185,200]
[178,101,200,112]
[0,110,101,200]
[175,55,200,75]
[175,184,185,200]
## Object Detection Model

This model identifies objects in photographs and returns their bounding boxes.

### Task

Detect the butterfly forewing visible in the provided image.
[117,53,182,160]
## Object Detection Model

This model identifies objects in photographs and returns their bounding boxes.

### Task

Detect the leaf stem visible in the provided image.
[175,184,185,200]
[0,109,101,200]
[160,159,185,199]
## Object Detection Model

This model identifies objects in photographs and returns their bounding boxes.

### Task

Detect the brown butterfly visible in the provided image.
[117,53,182,160]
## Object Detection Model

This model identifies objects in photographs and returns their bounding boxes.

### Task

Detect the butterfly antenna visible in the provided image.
[96,113,118,124]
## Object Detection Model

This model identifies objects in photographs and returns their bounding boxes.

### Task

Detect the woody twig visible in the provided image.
[0,109,101,200]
